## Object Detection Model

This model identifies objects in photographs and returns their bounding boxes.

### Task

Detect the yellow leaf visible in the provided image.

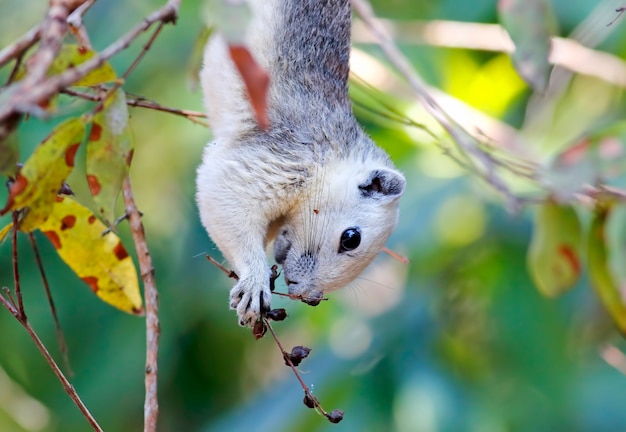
[15,44,117,87]
[38,196,143,315]
[0,117,86,232]
[0,223,12,244]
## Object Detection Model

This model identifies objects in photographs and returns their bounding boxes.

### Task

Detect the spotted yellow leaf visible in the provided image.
[86,89,134,225]
[38,196,143,315]
[0,117,86,232]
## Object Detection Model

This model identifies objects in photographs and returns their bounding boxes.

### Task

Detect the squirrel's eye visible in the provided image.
[339,227,361,252]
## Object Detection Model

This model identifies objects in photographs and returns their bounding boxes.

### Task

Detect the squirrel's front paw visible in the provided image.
[229,278,272,327]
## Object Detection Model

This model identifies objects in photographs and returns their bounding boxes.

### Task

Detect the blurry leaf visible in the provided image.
[0,117,86,232]
[187,26,213,91]
[0,223,12,244]
[588,204,626,335]
[498,0,557,93]
[228,44,270,130]
[546,120,626,199]
[86,89,134,225]
[0,128,19,176]
[205,0,252,44]
[38,196,143,315]
[528,202,582,297]
[15,44,117,86]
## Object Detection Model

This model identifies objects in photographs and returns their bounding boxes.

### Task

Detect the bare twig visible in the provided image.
[89,21,166,116]
[67,0,96,49]
[0,0,180,130]
[61,88,208,125]
[11,212,24,319]
[2,214,102,430]
[28,232,72,375]
[122,176,160,432]
[351,0,520,210]
[0,25,41,69]
[608,7,626,27]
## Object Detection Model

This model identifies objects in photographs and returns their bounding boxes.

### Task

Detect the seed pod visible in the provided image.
[303,393,316,409]
[252,320,266,339]
[267,308,287,321]
[327,409,344,423]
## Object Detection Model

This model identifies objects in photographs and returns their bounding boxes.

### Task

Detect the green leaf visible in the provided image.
[86,89,134,225]
[528,202,582,297]
[0,117,87,232]
[588,204,626,336]
[498,0,557,93]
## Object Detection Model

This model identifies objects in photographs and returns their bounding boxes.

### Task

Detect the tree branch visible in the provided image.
[352,0,520,210]
[122,176,160,432]
[0,0,181,135]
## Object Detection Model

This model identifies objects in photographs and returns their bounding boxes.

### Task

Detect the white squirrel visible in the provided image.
[196,0,405,327]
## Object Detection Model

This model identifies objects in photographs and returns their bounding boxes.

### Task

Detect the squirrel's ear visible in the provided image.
[359,168,405,200]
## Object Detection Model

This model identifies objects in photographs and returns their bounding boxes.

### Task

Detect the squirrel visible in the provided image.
[196,0,406,327]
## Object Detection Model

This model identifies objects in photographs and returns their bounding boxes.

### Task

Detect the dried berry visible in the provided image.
[327,409,344,423]
[252,320,267,339]
[303,393,316,409]
[267,308,287,321]
[284,345,311,366]
[302,296,322,306]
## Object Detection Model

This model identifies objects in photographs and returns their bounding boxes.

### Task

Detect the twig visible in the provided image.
[61,88,208,126]
[0,24,41,69]
[28,232,72,375]
[2,214,102,430]
[0,295,102,431]
[608,7,626,27]
[67,0,96,49]
[122,176,160,432]
[89,21,166,116]
[263,318,341,422]
[11,212,24,319]
[0,0,181,128]
[205,255,239,280]
[351,0,520,210]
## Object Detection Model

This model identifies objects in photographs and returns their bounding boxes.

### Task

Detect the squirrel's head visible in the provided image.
[273,159,405,302]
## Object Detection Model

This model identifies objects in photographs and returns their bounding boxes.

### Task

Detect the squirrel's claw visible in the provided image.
[229,278,272,327]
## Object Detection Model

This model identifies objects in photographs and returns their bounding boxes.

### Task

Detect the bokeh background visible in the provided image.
[2,0,626,431]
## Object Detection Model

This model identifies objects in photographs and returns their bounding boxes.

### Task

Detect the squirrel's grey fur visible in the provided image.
[196,0,405,326]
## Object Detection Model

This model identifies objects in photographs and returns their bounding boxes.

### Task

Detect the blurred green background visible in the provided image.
[2,0,626,431]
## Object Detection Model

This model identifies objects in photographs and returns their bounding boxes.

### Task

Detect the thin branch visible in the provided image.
[0,25,41,69]
[89,21,166,116]
[11,212,24,319]
[61,88,208,126]
[67,0,96,49]
[122,176,160,432]
[0,0,180,128]
[0,292,102,431]
[28,232,72,375]
[352,0,520,210]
